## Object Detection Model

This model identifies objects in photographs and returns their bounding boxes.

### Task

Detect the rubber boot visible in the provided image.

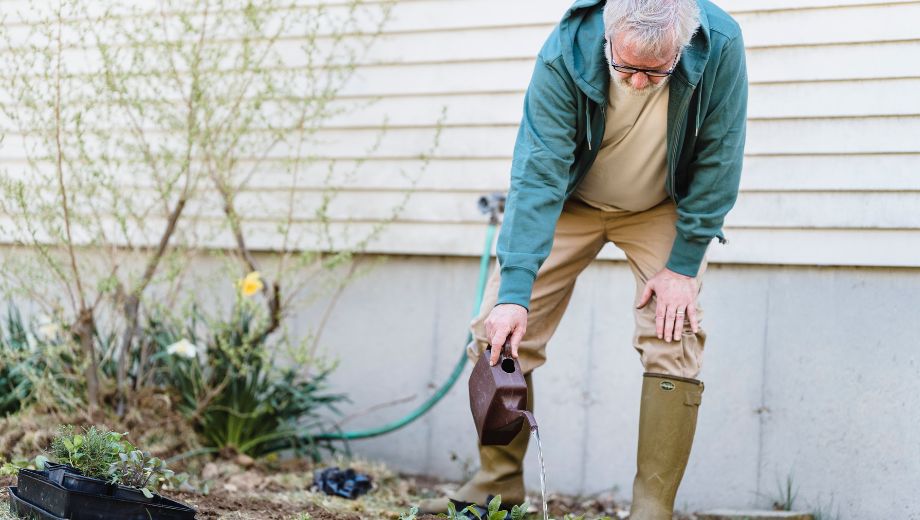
[629,372,704,520]
[418,373,533,514]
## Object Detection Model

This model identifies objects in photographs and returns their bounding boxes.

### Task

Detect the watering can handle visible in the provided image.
[485,340,513,360]
[501,340,513,359]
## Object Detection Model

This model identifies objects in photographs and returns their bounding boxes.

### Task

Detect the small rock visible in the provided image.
[178,481,198,493]
[235,454,255,468]
[226,470,262,492]
[202,462,221,481]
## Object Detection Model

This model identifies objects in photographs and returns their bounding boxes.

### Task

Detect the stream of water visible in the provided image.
[531,426,548,520]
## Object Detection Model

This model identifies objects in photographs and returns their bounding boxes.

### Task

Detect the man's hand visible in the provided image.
[483,303,528,366]
[636,268,699,343]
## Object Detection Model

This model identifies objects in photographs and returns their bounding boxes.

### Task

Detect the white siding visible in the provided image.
[1,0,918,266]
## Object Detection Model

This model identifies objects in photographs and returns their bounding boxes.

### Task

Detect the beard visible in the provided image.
[611,73,668,98]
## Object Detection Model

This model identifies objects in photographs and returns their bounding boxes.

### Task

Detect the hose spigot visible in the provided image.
[477,192,506,225]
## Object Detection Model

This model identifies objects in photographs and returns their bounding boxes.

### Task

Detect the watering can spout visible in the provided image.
[519,410,538,432]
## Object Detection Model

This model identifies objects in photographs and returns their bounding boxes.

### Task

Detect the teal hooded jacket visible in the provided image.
[496,0,748,310]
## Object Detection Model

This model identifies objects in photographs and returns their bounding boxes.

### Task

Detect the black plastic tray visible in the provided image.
[8,486,67,520]
[113,485,154,504]
[14,470,196,520]
[44,465,111,496]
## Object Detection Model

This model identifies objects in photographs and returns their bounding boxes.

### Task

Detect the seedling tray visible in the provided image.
[14,469,196,520]
[44,465,112,496]
[8,486,67,520]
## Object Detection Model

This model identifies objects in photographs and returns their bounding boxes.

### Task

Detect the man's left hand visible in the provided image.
[636,268,700,343]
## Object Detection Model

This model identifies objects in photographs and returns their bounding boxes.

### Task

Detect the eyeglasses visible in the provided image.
[607,41,680,78]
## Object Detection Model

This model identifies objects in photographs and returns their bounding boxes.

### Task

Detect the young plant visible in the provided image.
[109,450,175,499]
[399,506,419,520]
[437,495,529,520]
[0,455,49,476]
[49,426,132,480]
[811,495,841,520]
[773,474,799,511]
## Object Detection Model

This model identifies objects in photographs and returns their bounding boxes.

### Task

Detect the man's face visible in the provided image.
[607,32,677,97]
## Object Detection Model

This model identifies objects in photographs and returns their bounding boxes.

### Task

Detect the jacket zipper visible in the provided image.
[668,84,695,203]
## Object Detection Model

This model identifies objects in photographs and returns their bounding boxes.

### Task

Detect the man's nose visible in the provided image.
[630,72,649,89]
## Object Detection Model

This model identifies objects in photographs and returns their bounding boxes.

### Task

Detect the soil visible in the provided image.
[171,489,359,520]
[0,456,692,519]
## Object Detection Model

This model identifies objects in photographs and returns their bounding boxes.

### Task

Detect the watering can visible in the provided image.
[468,341,537,445]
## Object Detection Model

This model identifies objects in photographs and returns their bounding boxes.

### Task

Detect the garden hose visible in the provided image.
[314,193,505,441]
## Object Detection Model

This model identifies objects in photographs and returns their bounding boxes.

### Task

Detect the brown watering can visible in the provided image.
[469,341,537,445]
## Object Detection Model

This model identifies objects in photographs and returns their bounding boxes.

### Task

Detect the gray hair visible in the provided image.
[603,0,701,61]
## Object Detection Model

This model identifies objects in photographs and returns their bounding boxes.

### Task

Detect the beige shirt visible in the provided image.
[573,79,670,213]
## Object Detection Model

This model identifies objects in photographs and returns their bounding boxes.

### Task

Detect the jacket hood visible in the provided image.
[558,0,712,103]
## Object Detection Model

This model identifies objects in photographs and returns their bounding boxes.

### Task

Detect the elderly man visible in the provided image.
[422,0,747,518]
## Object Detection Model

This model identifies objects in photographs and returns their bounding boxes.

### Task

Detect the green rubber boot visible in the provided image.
[418,373,533,514]
[629,372,705,520]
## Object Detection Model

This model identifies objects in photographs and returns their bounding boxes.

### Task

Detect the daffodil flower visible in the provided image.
[36,314,61,341]
[237,271,264,297]
[166,338,200,359]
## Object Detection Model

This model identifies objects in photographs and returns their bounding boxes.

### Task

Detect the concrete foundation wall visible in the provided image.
[317,252,919,519]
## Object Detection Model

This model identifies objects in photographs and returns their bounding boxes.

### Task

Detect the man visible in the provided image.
[421,0,747,518]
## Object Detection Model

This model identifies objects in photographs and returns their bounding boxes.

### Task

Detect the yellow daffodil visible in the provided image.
[237,271,264,297]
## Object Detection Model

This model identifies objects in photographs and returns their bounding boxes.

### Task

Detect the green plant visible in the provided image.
[811,495,840,520]
[0,305,31,416]
[148,297,347,459]
[1,455,49,477]
[772,474,799,511]
[49,425,132,480]
[437,495,529,520]
[399,506,419,520]
[0,304,86,415]
[109,450,176,499]
[46,424,187,496]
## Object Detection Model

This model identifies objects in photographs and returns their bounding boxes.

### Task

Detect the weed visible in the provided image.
[811,495,841,520]
[773,474,799,510]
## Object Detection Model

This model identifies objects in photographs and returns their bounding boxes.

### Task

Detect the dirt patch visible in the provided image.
[171,489,346,520]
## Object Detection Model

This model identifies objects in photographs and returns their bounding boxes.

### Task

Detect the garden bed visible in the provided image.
[1,460,651,520]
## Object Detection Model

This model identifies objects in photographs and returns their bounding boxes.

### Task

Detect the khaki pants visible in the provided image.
[467,195,708,379]
[445,196,709,508]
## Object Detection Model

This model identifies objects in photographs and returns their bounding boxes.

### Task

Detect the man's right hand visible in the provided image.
[484,303,528,366]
